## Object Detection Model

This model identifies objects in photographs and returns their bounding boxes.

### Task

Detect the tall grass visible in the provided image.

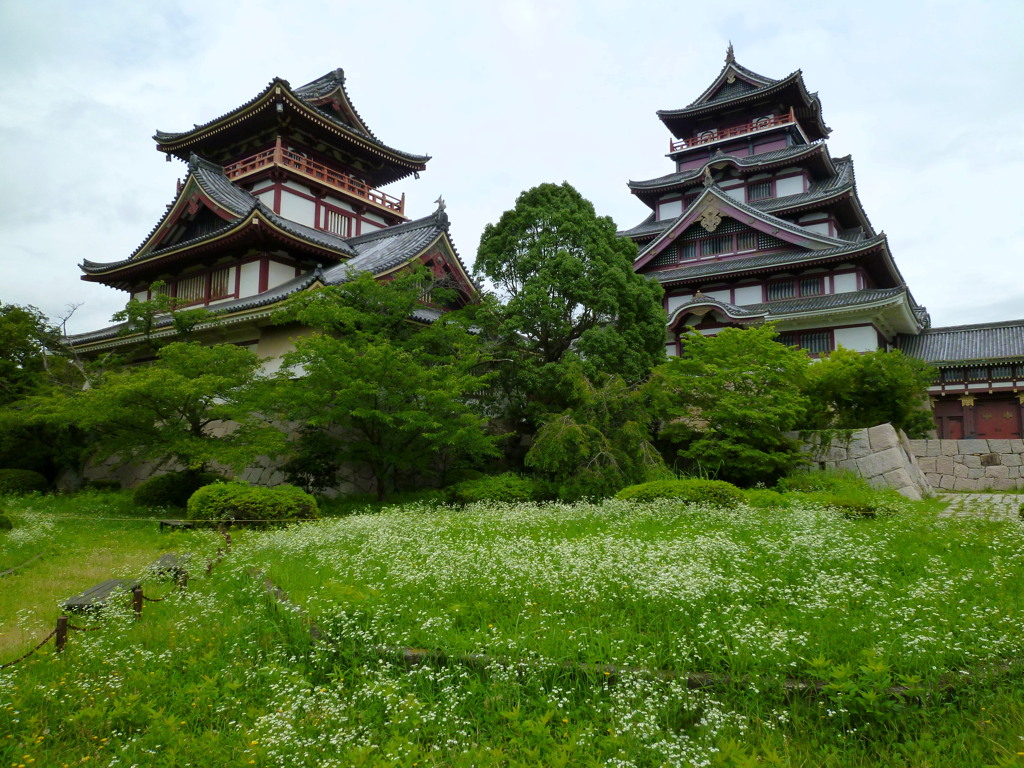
[3,491,1024,766]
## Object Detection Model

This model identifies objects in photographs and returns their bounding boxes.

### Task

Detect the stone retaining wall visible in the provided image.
[907,438,1024,492]
[801,423,932,500]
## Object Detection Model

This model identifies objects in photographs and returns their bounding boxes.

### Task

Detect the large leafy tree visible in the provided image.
[274,270,502,499]
[28,341,284,475]
[803,347,936,437]
[649,325,811,486]
[0,302,65,406]
[475,182,666,392]
[524,364,668,499]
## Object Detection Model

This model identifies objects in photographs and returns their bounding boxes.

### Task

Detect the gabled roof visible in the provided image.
[80,156,365,285]
[634,184,850,270]
[898,320,1024,365]
[154,71,429,186]
[69,208,471,348]
[657,50,830,143]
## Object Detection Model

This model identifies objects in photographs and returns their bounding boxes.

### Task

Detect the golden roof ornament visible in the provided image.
[703,167,715,187]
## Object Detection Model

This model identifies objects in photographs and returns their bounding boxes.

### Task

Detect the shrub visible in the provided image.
[85,479,122,492]
[744,488,789,509]
[0,468,48,495]
[133,471,223,509]
[615,478,743,509]
[187,482,318,525]
[445,473,542,505]
[0,511,13,530]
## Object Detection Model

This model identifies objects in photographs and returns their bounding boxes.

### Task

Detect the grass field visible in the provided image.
[2,490,1024,766]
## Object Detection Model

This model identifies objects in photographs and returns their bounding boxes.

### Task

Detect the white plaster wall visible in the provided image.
[238,262,260,297]
[665,344,678,357]
[834,325,879,352]
[364,212,387,227]
[133,290,147,302]
[658,199,682,220]
[775,175,804,196]
[278,191,316,227]
[733,285,763,305]
[833,273,859,293]
[666,294,692,314]
[803,221,831,234]
[704,289,731,302]
[323,195,355,213]
[723,186,745,201]
[267,260,296,290]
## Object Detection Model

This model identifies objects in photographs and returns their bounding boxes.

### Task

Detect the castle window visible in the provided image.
[748,181,772,201]
[942,368,964,382]
[680,242,698,260]
[967,367,987,381]
[991,365,1013,379]
[324,209,353,237]
[778,329,834,355]
[737,231,757,251]
[767,281,795,301]
[176,274,205,304]
[210,267,231,300]
[800,276,824,296]
[701,235,730,256]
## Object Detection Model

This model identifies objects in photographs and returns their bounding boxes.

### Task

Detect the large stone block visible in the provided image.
[991,478,1017,491]
[958,439,990,454]
[953,477,979,491]
[980,453,1002,467]
[925,473,940,485]
[917,456,937,473]
[1003,454,1022,467]
[953,463,969,478]
[988,439,1012,453]
[926,440,942,457]
[939,474,956,490]
[883,467,914,490]
[845,431,872,459]
[976,476,993,490]
[935,456,955,475]
[940,440,959,456]
[1009,439,1024,454]
[963,454,982,469]
[967,468,985,479]
[908,439,927,456]
[838,458,860,473]
[868,424,900,451]
[857,447,904,479]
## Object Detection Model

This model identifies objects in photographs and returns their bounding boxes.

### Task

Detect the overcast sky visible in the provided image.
[1,0,1022,335]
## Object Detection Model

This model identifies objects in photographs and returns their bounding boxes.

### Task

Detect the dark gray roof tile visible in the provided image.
[897,321,1024,364]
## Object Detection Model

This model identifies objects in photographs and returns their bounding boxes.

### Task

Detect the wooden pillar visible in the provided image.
[960,395,977,438]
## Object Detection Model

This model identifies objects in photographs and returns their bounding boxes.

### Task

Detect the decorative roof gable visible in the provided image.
[634,184,849,271]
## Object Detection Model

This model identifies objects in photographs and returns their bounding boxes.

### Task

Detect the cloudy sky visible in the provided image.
[1,0,1022,335]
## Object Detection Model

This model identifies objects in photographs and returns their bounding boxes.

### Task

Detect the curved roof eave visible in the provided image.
[154,76,430,170]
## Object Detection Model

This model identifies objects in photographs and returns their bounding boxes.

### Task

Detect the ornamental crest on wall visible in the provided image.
[699,204,722,232]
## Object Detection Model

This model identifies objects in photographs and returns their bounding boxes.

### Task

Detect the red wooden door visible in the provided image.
[974,400,1022,439]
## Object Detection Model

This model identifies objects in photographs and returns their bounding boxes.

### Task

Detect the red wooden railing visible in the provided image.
[224,139,405,215]
[670,109,796,152]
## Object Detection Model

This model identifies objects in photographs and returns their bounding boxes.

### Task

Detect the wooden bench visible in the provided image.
[145,552,188,583]
[62,578,141,612]
[159,519,195,532]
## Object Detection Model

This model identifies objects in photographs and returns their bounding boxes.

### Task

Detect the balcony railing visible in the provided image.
[669,108,796,152]
[224,139,405,216]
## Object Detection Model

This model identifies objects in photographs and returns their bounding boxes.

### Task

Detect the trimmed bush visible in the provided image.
[444,473,542,505]
[776,469,868,495]
[187,482,318,525]
[615,478,743,509]
[0,511,13,531]
[0,469,48,495]
[133,471,223,509]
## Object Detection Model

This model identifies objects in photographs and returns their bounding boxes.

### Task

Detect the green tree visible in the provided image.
[28,341,283,475]
[649,325,811,486]
[803,347,936,437]
[274,270,502,499]
[524,365,668,499]
[111,280,213,350]
[0,302,65,406]
[475,182,666,390]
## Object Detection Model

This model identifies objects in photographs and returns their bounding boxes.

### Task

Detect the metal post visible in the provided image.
[224,532,232,553]
[132,587,143,620]
[55,616,68,652]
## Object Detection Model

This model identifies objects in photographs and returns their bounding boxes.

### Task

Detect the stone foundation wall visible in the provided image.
[907,438,1024,491]
[801,423,933,500]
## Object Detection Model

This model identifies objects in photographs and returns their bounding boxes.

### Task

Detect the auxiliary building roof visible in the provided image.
[898,320,1024,365]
